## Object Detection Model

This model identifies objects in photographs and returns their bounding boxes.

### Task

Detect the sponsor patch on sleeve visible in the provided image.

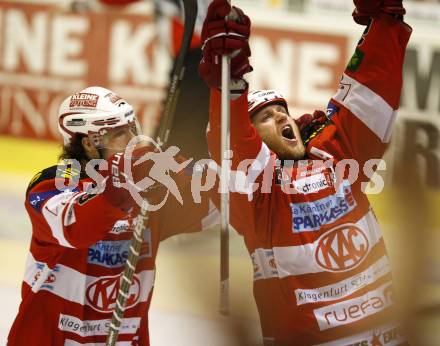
[251,248,279,281]
[326,102,340,120]
[26,166,58,194]
[29,190,63,212]
[347,48,365,72]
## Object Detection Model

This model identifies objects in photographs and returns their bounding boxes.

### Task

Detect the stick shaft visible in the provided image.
[106,207,148,345]
[220,1,231,314]
[157,1,197,146]
[106,1,198,344]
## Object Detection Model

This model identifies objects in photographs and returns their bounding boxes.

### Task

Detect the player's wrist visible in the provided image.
[229,78,248,100]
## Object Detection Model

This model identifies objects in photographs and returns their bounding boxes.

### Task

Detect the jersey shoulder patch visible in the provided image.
[27,161,83,195]
[26,163,84,212]
[27,166,58,195]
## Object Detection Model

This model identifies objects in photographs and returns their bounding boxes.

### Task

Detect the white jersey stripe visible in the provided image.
[231,142,271,200]
[24,253,155,309]
[59,314,140,338]
[295,255,391,306]
[245,142,271,193]
[314,322,405,346]
[252,210,384,280]
[313,282,394,331]
[332,73,397,143]
[207,141,271,198]
[42,191,78,248]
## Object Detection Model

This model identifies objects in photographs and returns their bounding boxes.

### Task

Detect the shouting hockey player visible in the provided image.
[199,0,412,345]
[7,86,213,345]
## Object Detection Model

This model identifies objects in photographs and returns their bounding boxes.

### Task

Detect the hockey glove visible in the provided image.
[382,0,406,18]
[353,0,406,25]
[199,0,253,90]
[352,0,382,25]
[296,110,328,143]
[102,146,165,212]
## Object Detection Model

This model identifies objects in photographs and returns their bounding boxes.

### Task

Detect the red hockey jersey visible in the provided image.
[207,14,412,346]
[7,163,215,345]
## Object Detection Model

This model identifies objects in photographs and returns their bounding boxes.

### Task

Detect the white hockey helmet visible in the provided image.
[58,86,141,149]
[248,90,289,116]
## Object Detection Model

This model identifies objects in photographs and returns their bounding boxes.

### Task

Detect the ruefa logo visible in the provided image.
[314,283,394,330]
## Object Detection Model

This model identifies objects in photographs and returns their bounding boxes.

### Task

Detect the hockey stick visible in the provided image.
[105,1,198,345]
[156,0,198,147]
[220,0,231,316]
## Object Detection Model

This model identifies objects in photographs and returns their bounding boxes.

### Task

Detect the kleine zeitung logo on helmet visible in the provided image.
[105,92,123,104]
[69,93,99,108]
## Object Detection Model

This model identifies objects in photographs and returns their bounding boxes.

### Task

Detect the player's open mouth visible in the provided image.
[281,124,297,142]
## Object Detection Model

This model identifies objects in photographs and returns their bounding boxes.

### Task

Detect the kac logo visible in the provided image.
[315,224,369,272]
[86,274,141,313]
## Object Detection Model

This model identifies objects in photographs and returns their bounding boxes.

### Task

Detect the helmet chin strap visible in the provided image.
[97,147,106,160]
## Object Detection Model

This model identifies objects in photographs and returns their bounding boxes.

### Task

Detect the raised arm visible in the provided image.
[199,0,276,236]
[200,0,272,174]
[311,1,412,166]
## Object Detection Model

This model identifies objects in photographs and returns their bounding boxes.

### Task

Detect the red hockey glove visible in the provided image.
[296,110,328,143]
[353,0,406,25]
[199,0,253,89]
[382,0,406,17]
[352,0,382,25]
[101,146,164,212]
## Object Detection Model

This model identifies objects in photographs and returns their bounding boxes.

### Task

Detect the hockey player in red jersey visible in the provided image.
[7,86,214,345]
[200,0,412,345]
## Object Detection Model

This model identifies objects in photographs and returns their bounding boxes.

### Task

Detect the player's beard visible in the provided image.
[258,124,306,161]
